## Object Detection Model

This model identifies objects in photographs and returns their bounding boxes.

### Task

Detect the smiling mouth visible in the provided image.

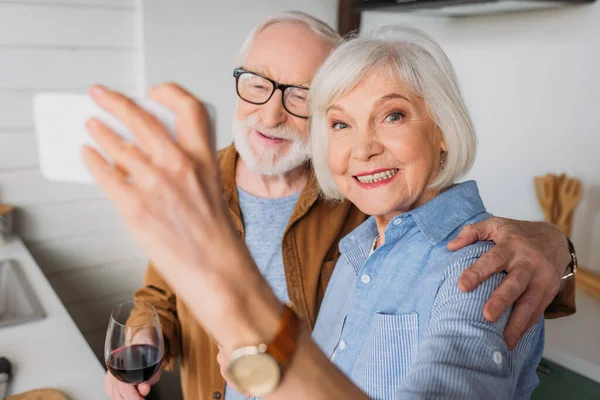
[256,130,285,141]
[354,169,399,184]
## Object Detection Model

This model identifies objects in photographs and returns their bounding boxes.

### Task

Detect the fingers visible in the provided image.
[120,383,145,400]
[146,369,162,386]
[86,119,163,191]
[503,290,546,350]
[136,370,162,397]
[89,85,177,164]
[459,246,512,292]
[447,218,500,251]
[137,382,151,397]
[482,267,532,322]
[82,146,135,210]
[447,225,480,251]
[86,119,149,178]
[148,83,214,165]
[105,372,144,400]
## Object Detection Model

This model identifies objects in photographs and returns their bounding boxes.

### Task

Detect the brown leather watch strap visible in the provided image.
[265,304,301,369]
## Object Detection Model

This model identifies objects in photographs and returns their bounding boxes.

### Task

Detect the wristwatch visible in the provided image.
[562,237,578,280]
[226,304,301,396]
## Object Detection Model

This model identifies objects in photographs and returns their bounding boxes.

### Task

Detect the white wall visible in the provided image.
[0,0,146,361]
[362,5,600,272]
[142,0,338,149]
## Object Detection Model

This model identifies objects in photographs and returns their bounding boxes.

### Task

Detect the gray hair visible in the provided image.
[310,26,477,200]
[237,11,342,65]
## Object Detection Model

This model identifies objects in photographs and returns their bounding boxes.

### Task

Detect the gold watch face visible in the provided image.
[227,349,281,396]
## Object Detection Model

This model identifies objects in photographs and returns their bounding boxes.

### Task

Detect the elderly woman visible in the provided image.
[307,26,543,399]
[82,27,550,400]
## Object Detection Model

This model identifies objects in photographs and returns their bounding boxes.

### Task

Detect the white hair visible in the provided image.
[310,25,477,201]
[237,11,342,65]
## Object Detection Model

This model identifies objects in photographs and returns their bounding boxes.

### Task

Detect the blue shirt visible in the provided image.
[225,188,300,400]
[312,181,544,400]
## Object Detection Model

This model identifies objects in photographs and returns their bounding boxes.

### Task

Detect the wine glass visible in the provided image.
[105,300,163,384]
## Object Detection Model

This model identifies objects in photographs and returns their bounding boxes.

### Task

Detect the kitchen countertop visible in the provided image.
[544,287,600,383]
[0,236,105,399]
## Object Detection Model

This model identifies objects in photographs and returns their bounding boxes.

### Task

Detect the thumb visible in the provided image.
[137,370,161,397]
[137,382,151,397]
[448,218,499,251]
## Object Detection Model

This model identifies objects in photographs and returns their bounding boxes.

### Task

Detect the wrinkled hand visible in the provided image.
[104,370,161,400]
[448,217,570,350]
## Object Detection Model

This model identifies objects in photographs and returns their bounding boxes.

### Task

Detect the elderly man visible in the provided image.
[104,11,576,400]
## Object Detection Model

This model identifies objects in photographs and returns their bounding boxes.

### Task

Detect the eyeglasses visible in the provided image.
[233,68,310,119]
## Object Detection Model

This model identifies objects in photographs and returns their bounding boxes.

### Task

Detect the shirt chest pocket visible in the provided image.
[351,312,419,400]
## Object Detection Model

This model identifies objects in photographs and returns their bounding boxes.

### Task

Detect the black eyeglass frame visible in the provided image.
[233,68,311,119]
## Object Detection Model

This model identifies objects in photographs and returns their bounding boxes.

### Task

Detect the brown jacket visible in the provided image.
[134,144,575,400]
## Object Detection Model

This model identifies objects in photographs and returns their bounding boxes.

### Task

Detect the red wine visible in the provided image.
[107,344,161,384]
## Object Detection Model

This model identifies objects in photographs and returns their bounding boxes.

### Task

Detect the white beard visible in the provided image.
[232,114,311,176]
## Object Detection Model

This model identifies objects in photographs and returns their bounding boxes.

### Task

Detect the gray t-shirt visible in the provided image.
[224,187,300,400]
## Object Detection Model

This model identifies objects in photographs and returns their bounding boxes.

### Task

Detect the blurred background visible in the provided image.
[0,0,599,399]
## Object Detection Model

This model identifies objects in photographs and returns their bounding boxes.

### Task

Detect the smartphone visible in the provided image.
[33,92,215,184]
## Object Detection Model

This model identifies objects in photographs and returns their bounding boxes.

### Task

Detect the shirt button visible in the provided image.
[361,274,371,283]
[393,218,403,226]
[339,340,346,350]
[493,351,503,365]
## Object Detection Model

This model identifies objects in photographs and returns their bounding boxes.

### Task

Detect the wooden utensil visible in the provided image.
[6,388,69,400]
[556,177,583,237]
[534,174,557,223]
[553,173,566,223]
[534,174,600,301]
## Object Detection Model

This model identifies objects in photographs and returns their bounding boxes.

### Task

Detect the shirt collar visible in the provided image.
[339,180,485,253]
[408,181,485,244]
[339,217,378,255]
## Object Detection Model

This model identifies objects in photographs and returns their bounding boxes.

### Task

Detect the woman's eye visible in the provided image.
[331,121,348,129]
[385,112,404,122]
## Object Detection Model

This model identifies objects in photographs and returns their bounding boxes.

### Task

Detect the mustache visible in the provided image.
[242,114,303,141]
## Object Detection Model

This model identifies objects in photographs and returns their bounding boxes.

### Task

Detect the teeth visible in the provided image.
[356,169,399,183]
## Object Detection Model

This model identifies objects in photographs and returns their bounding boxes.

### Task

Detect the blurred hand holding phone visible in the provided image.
[32,92,216,184]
